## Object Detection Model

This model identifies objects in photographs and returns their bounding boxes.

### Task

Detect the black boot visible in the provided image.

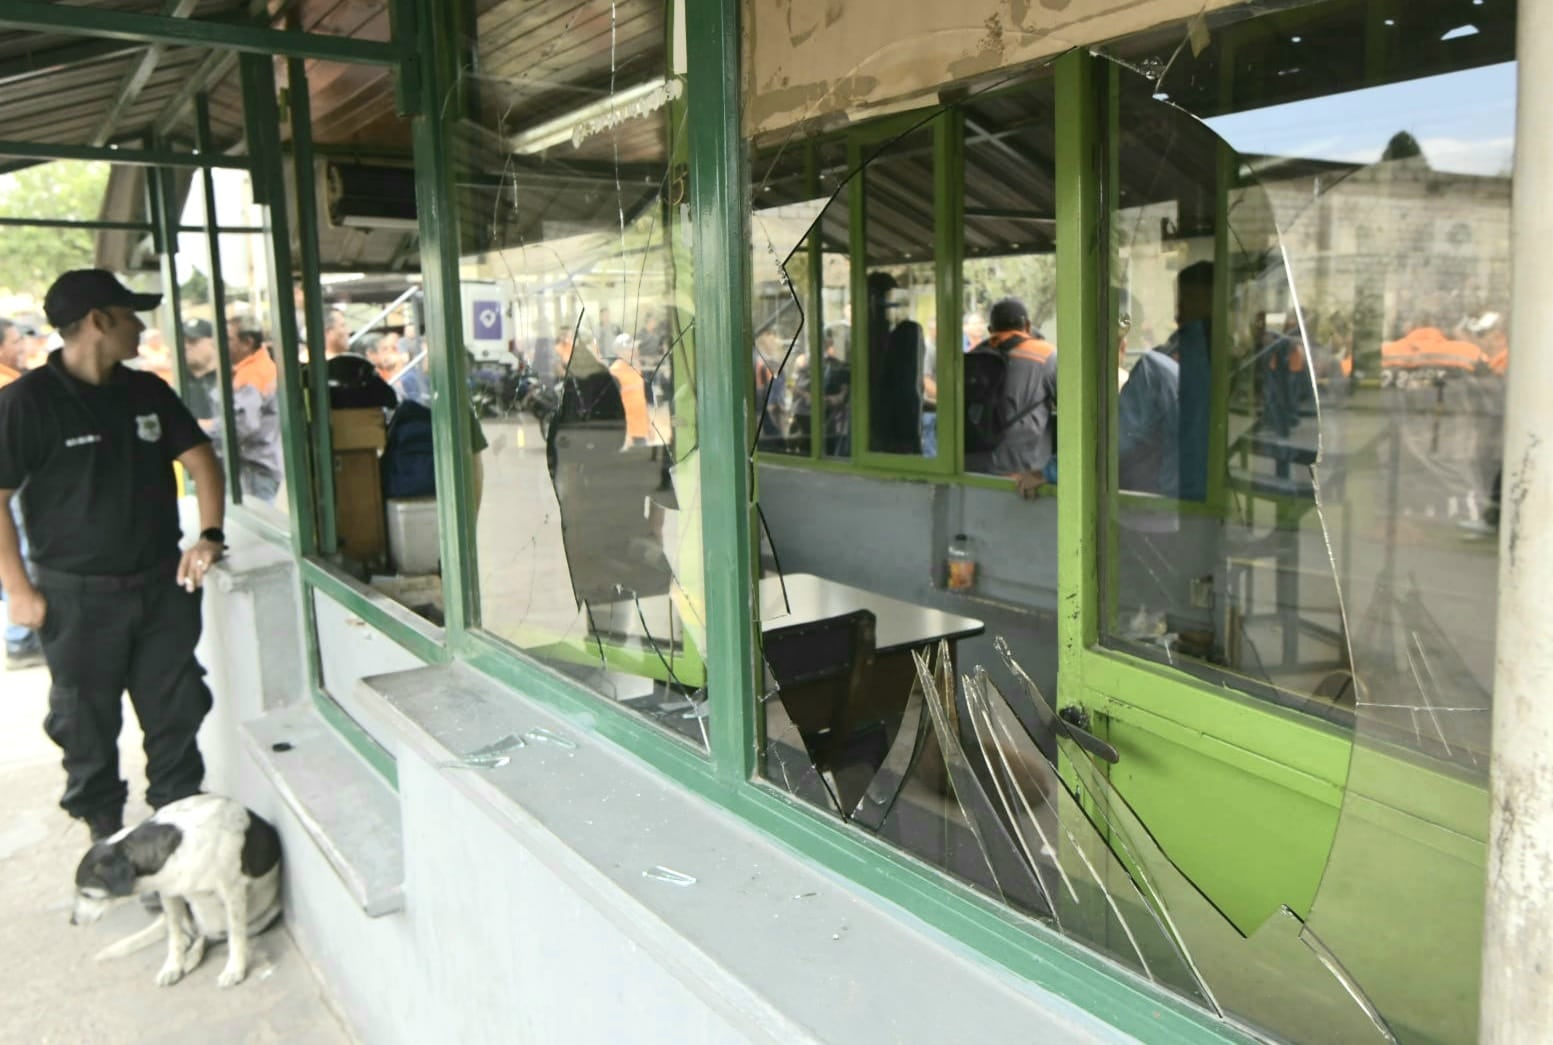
[84,809,123,843]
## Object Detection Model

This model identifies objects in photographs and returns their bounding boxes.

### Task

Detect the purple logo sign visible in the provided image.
[471,300,502,340]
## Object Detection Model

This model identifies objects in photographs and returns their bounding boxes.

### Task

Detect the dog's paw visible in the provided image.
[217,962,246,988]
[180,936,206,976]
[155,961,185,987]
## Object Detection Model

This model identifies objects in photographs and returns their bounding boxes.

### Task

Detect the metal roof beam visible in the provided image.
[151,0,294,140]
[0,139,249,169]
[0,37,144,89]
[0,0,397,66]
[90,0,203,147]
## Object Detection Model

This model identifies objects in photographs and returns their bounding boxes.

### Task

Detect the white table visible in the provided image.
[590,572,985,654]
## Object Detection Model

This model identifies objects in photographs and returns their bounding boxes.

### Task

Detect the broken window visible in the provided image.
[442,1,709,746]
[1097,1,1513,1040]
[743,0,1510,1040]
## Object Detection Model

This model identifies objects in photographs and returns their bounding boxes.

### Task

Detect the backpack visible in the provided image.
[963,334,1047,455]
[381,400,436,498]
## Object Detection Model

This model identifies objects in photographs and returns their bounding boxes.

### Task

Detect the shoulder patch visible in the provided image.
[122,821,184,877]
[241,811,282,877]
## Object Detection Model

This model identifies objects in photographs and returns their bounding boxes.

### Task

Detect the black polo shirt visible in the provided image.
[0,351,208,576]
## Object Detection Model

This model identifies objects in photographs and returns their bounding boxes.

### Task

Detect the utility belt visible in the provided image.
[32,555,181,594]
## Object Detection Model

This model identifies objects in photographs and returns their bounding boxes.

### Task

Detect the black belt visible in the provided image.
[32,556,181,594]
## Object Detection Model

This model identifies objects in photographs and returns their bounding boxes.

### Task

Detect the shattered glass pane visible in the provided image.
[745,0,1508,1040]
[458,1,709,748]
[1098,1,1514,1041]
[745,50,1208,1005]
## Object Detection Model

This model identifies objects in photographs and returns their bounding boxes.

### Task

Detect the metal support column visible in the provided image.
[685,0,757,780]
[196,93,242,502]
[1053,50,1102,709]
[148,161,191,401]
[240,52,316,556]
[287,58,338,557]
[1481,3,1553,1039]
[412,0,478,637]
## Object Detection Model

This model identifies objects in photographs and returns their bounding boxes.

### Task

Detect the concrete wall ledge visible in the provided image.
[211,538,295,593]
[243,703,405,917]
[353,662,1125,1044]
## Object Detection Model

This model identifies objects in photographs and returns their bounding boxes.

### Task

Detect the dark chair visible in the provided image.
[762,609,878,782]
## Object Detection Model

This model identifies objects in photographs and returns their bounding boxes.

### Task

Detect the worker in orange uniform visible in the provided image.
[609,333,652,447]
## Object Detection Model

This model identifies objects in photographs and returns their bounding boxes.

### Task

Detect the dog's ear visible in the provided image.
[122,822,183,877]
[101,851,138,897]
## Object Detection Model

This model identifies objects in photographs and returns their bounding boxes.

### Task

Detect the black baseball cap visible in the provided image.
[43,269,162,329]
[183,318,215,340]
[989,297,1030,332]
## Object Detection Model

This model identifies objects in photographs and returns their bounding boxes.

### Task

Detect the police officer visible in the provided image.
[0,270,227,842]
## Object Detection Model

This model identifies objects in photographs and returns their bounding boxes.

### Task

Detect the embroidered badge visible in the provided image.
[135,413,162,443]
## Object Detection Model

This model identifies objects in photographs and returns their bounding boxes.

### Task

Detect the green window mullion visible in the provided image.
[686,0,758,784]
[806,141,825,462]
[1205,141,1233,513]
[413,0,478,643]
[286,58,339,559]
[147,162,191,404]
[936,107,965,473]
[1104,60,1123,635]
[847,137,868,466]
[847,112,955,480]
[196,94,243,505]
[240,52,315,558]
[1054,49,1103,710]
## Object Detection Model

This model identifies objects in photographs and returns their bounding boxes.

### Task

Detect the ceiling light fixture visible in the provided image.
[508,78,683,155]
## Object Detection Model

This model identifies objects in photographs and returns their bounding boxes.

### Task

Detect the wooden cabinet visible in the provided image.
[330,408,388,569]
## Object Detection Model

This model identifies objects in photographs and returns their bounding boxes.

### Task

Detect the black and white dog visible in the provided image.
[71,794,282,988]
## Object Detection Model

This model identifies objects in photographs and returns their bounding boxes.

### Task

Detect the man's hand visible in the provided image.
[6,582,45,630]
[176,538,225,591]
[1014,470,1046,500]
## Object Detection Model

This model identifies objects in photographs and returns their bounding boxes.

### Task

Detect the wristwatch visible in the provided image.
[199,527,226,546]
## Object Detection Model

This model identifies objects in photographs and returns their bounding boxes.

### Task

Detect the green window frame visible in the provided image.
[752,103,1060,495]
[0,4,1261,1039]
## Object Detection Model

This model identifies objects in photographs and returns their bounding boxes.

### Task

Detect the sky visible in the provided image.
[1205,61,1516,177]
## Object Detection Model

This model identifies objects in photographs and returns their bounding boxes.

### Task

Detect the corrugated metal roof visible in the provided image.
[1,0,677,271]
[0,2,254,152]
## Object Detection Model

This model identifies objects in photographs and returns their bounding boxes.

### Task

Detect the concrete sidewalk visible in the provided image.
[0,659,354,1045]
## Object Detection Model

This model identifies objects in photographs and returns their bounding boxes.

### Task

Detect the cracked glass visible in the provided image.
[742,0,1509,1041]
[742,16,1217,1017]
[1099,1,1512,1041]
[451,1,708,746]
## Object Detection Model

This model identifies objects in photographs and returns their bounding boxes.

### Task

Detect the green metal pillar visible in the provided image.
[1054,49,1102,710]
[287,58,339,557]
[148,161,192,402]
[196,92,242,503]
[686,0,757,780]
[412,0,478,639]
[240,52,316,557]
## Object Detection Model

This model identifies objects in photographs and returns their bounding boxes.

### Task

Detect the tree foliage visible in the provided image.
[0,161,111,299]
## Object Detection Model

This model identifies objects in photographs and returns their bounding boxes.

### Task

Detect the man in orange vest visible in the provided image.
[218,329,284,504]
[964,297,1058,489]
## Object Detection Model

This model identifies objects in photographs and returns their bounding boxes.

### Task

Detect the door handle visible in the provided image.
[1058,705,1120,764]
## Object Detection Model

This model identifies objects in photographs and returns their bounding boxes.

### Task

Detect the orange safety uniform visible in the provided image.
[609,358,651,443]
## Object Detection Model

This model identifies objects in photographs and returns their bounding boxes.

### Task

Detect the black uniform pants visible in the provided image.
[34,559,211,820]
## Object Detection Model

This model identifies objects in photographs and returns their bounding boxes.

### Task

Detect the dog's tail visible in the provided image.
[93,916,167,962]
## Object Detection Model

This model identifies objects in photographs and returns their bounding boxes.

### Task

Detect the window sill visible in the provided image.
[345,661,1148,1044]
[243,703,405,917]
